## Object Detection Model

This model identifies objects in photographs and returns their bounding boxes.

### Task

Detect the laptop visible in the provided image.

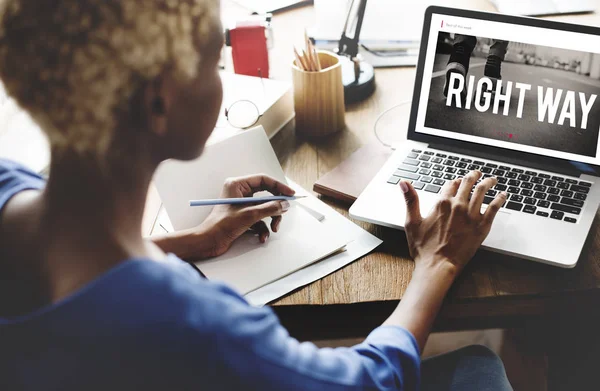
[349,6,600,268]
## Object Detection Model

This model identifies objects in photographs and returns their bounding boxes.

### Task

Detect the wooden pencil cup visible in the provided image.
[292,51,345,138]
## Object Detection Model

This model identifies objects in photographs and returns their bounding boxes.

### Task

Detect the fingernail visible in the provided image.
[281,201,290,211]
[501,192,508,197]
[399,181,409,193]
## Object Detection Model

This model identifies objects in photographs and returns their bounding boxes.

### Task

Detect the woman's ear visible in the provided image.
[144,76,173,137]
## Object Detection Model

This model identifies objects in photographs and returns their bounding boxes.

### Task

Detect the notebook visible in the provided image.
[197,206,345,294]
[313,143,392,204]
[154,127,348,294]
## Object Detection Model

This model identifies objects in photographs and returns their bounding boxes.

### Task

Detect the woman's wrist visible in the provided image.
[412,256,459,289]
[382,256,459,351]
[151,226,212,260]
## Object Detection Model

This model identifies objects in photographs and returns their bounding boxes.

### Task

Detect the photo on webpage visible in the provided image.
[424,32,600,158]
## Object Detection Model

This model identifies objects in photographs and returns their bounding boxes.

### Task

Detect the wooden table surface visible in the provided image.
[210,1,600,340]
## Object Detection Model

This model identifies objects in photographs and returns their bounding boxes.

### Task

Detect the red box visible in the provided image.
[229,25,270,78]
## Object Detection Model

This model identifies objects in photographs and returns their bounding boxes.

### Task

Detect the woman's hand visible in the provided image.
[200,174,295,255]
[151,174,295,261]
[400,170,507,275]
[382,170,507,351]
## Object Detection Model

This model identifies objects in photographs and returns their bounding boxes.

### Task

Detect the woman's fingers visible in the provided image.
[250,221,270,243]
[399,180,422,228]
[440,178,461,198]
[469,176,498,217]
[271,215,282,232]
[483,191,508,226]
[236,174,295,196]
[456,170,482,201]
[242,200,290,226]
[247,200,291,240]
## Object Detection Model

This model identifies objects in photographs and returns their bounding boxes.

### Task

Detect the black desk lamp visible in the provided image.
[336,0,375,103]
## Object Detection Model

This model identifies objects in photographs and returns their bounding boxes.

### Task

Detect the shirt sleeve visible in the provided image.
[0,158,45,213]
[201,282,421,391]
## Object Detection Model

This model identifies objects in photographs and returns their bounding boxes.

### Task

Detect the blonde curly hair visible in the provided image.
[0,0,220,155]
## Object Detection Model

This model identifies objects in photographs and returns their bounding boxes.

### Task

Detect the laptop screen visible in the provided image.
[414,12,600,165]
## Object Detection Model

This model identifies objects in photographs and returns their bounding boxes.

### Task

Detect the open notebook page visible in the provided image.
[195,205,347,294]
[154,127,350,295]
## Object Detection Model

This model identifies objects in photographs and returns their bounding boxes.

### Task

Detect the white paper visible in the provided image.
[153,175,383,305]
[245,178,383,306]
[313,0,438,42]
[196,205,347,294]
[154,127,287,231]
[153,127,382,304]
[154,127,350,295]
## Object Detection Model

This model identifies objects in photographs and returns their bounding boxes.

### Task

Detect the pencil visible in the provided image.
[294,47,308,71]
[305,30,321,71]
[302,49,313,71]
[304,30,314,71]
[293,47,305,70]
[313,43,321,71]
[189,195,306,207]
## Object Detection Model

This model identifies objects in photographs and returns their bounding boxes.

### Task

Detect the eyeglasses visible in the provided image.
[218,68,266,130]
[224,99,262,129]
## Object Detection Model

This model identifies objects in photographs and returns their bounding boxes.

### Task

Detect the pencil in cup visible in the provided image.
[291,50,345,138]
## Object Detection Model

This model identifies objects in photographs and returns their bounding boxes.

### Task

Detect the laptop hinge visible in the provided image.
[428,143,582,177]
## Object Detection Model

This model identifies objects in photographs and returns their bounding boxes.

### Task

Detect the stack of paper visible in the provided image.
[246,177,381,305]
[154,127,381,304]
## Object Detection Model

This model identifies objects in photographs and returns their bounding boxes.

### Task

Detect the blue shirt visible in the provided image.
[0,159,420,391]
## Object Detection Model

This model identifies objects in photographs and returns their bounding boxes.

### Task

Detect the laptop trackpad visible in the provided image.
[485,209,514,248]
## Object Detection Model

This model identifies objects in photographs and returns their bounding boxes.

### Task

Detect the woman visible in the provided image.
[0,0,512,390]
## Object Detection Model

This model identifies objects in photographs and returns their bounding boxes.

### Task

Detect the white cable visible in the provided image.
[373,100,411,150]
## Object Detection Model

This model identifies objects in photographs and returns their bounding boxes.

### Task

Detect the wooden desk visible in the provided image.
[198,1,600,341]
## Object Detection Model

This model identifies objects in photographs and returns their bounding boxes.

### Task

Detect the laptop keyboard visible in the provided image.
[387,149,592,223]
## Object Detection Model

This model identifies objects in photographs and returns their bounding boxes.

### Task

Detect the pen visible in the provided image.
[189,195,306,207]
